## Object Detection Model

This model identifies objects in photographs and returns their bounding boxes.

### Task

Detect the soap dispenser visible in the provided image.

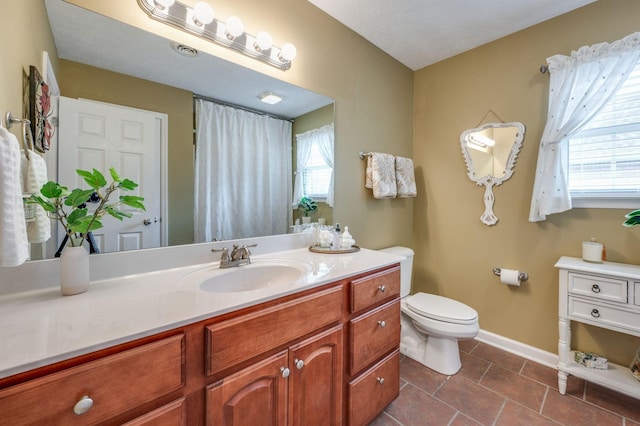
[332,223,341,249]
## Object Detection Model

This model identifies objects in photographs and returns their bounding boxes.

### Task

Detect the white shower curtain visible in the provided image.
[529,32,640,222]
[194,100,292,242]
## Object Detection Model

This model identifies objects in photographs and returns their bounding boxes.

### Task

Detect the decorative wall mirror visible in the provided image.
[460,122,525,225]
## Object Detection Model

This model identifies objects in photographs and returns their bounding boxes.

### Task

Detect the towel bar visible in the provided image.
[5,112,34,159]
[359,151,372,160]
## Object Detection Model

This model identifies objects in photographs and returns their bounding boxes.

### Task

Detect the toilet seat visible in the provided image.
[406,293,478,325]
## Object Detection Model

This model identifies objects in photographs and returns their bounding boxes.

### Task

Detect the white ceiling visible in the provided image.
[308,0,597,70]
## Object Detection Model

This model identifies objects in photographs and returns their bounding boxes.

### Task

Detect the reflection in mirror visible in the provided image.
[460,122,525,226]
[36,0,335,259]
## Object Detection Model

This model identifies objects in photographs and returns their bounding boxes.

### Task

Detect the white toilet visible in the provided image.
[380,247,479,375]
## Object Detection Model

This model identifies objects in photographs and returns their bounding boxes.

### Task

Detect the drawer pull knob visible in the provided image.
[377,377,385,385]
[280,367,290,378]
[295,359,305,370]
[73,395,94,415]
[378,320,386,328]
[378,285,386,293]
[591,284,601,293]
[591,309,601,318]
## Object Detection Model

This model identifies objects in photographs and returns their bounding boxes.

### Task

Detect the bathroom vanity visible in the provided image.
[0,245,401,425]
[555,257,640,400]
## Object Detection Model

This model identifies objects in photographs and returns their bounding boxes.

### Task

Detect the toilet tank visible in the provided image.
[378,246,414,297]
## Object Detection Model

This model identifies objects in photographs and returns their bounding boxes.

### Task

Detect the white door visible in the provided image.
[58,97,166,254]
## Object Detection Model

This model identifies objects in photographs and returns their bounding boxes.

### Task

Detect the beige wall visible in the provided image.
[414,0,640,363]
[292,103,335,224]
[57,60,194,246]
[0,0,57,129]
[67,0,415,249]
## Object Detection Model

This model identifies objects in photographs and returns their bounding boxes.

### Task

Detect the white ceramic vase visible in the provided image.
[302,216,312,224]
[59,242,90,296]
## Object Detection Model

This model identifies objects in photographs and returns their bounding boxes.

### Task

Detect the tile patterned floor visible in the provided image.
[371,340,640,426]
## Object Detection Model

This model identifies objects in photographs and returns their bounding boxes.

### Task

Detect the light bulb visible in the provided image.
[225,16,244,39]
[279,43,297,61]
[254,32,273,52]
[192,1,214,26]
[153,0,175,9]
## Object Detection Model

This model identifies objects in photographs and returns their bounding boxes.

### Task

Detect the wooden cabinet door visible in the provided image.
[206,350,288,426]
[288,326,343,426]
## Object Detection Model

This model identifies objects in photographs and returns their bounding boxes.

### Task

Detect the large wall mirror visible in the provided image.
[36,0,334,259]
[460,122,525,226]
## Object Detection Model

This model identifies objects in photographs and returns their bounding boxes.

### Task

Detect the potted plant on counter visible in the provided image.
[297,196,318,224]
[623,209,640,227]
[29,167,145,295]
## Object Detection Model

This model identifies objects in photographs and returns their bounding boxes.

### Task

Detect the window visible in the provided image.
[293,124,334,206]
[567,63,640,208]
[301,142,332,199]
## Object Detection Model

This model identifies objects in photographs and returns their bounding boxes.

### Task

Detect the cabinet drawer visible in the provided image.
[635,283,640,306]
[349,299,400,374]
[206,286,342,376]
[568,273,627,303]
[568,297,640,335]
[0,334,185,425]
[348,349,400,426]
[350,266,400,313]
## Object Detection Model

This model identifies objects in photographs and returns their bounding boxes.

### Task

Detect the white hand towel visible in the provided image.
[25,151,51,243]
[0,127,30,267]
[395,156,417,198]
[365,152,397,199]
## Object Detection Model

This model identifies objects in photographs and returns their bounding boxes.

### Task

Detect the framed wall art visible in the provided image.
[29,65,54,152]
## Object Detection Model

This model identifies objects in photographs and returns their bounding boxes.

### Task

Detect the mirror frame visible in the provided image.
[460,121,525,226]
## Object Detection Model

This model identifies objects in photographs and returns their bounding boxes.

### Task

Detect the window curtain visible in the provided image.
[194,99,292,242]
[292,123,335,207]
[529,32,640,222]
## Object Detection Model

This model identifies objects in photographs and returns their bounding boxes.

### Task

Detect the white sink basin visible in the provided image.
[179,259,310,293]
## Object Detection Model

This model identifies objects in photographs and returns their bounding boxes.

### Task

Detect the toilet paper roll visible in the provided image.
[500,268,521,287]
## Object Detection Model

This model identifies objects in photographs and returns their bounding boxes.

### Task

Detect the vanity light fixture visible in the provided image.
[137,0,297,70]
[258,91,283,105]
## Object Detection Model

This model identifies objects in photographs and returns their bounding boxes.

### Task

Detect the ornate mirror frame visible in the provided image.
[460,122,525,226]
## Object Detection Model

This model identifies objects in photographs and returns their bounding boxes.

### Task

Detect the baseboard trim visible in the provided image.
[476,329,558,369]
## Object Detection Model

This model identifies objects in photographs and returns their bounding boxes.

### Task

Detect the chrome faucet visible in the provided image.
[211,243,257,268]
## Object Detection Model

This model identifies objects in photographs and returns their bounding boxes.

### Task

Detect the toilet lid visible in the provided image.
[406,293,478,325]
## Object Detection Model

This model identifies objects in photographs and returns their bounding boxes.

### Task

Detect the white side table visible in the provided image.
[555,256,640,399]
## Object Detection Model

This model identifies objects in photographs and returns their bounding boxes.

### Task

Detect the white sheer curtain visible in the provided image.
[529,32,640,222]
[292,123,335,207]
[194,99,292,241]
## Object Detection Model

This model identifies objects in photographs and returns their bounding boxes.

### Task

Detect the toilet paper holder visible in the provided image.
[493,267,528,281]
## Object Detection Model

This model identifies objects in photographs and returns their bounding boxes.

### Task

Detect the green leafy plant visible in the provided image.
[297,196,318,217]
[29,168,146,247]
[623,209,640,227]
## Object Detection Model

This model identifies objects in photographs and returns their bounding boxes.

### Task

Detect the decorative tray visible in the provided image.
[309,245,360,254]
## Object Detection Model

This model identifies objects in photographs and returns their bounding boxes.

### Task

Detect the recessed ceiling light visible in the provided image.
[258,91,283,105]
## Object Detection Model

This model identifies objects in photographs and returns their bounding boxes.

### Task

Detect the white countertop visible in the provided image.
[0,247,402,379]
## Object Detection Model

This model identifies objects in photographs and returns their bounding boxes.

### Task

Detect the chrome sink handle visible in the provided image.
[211,247,230,262]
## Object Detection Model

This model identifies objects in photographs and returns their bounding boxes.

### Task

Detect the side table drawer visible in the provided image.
[349,299,400,375]
[568,297,640,335]
[568,273,627,303]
